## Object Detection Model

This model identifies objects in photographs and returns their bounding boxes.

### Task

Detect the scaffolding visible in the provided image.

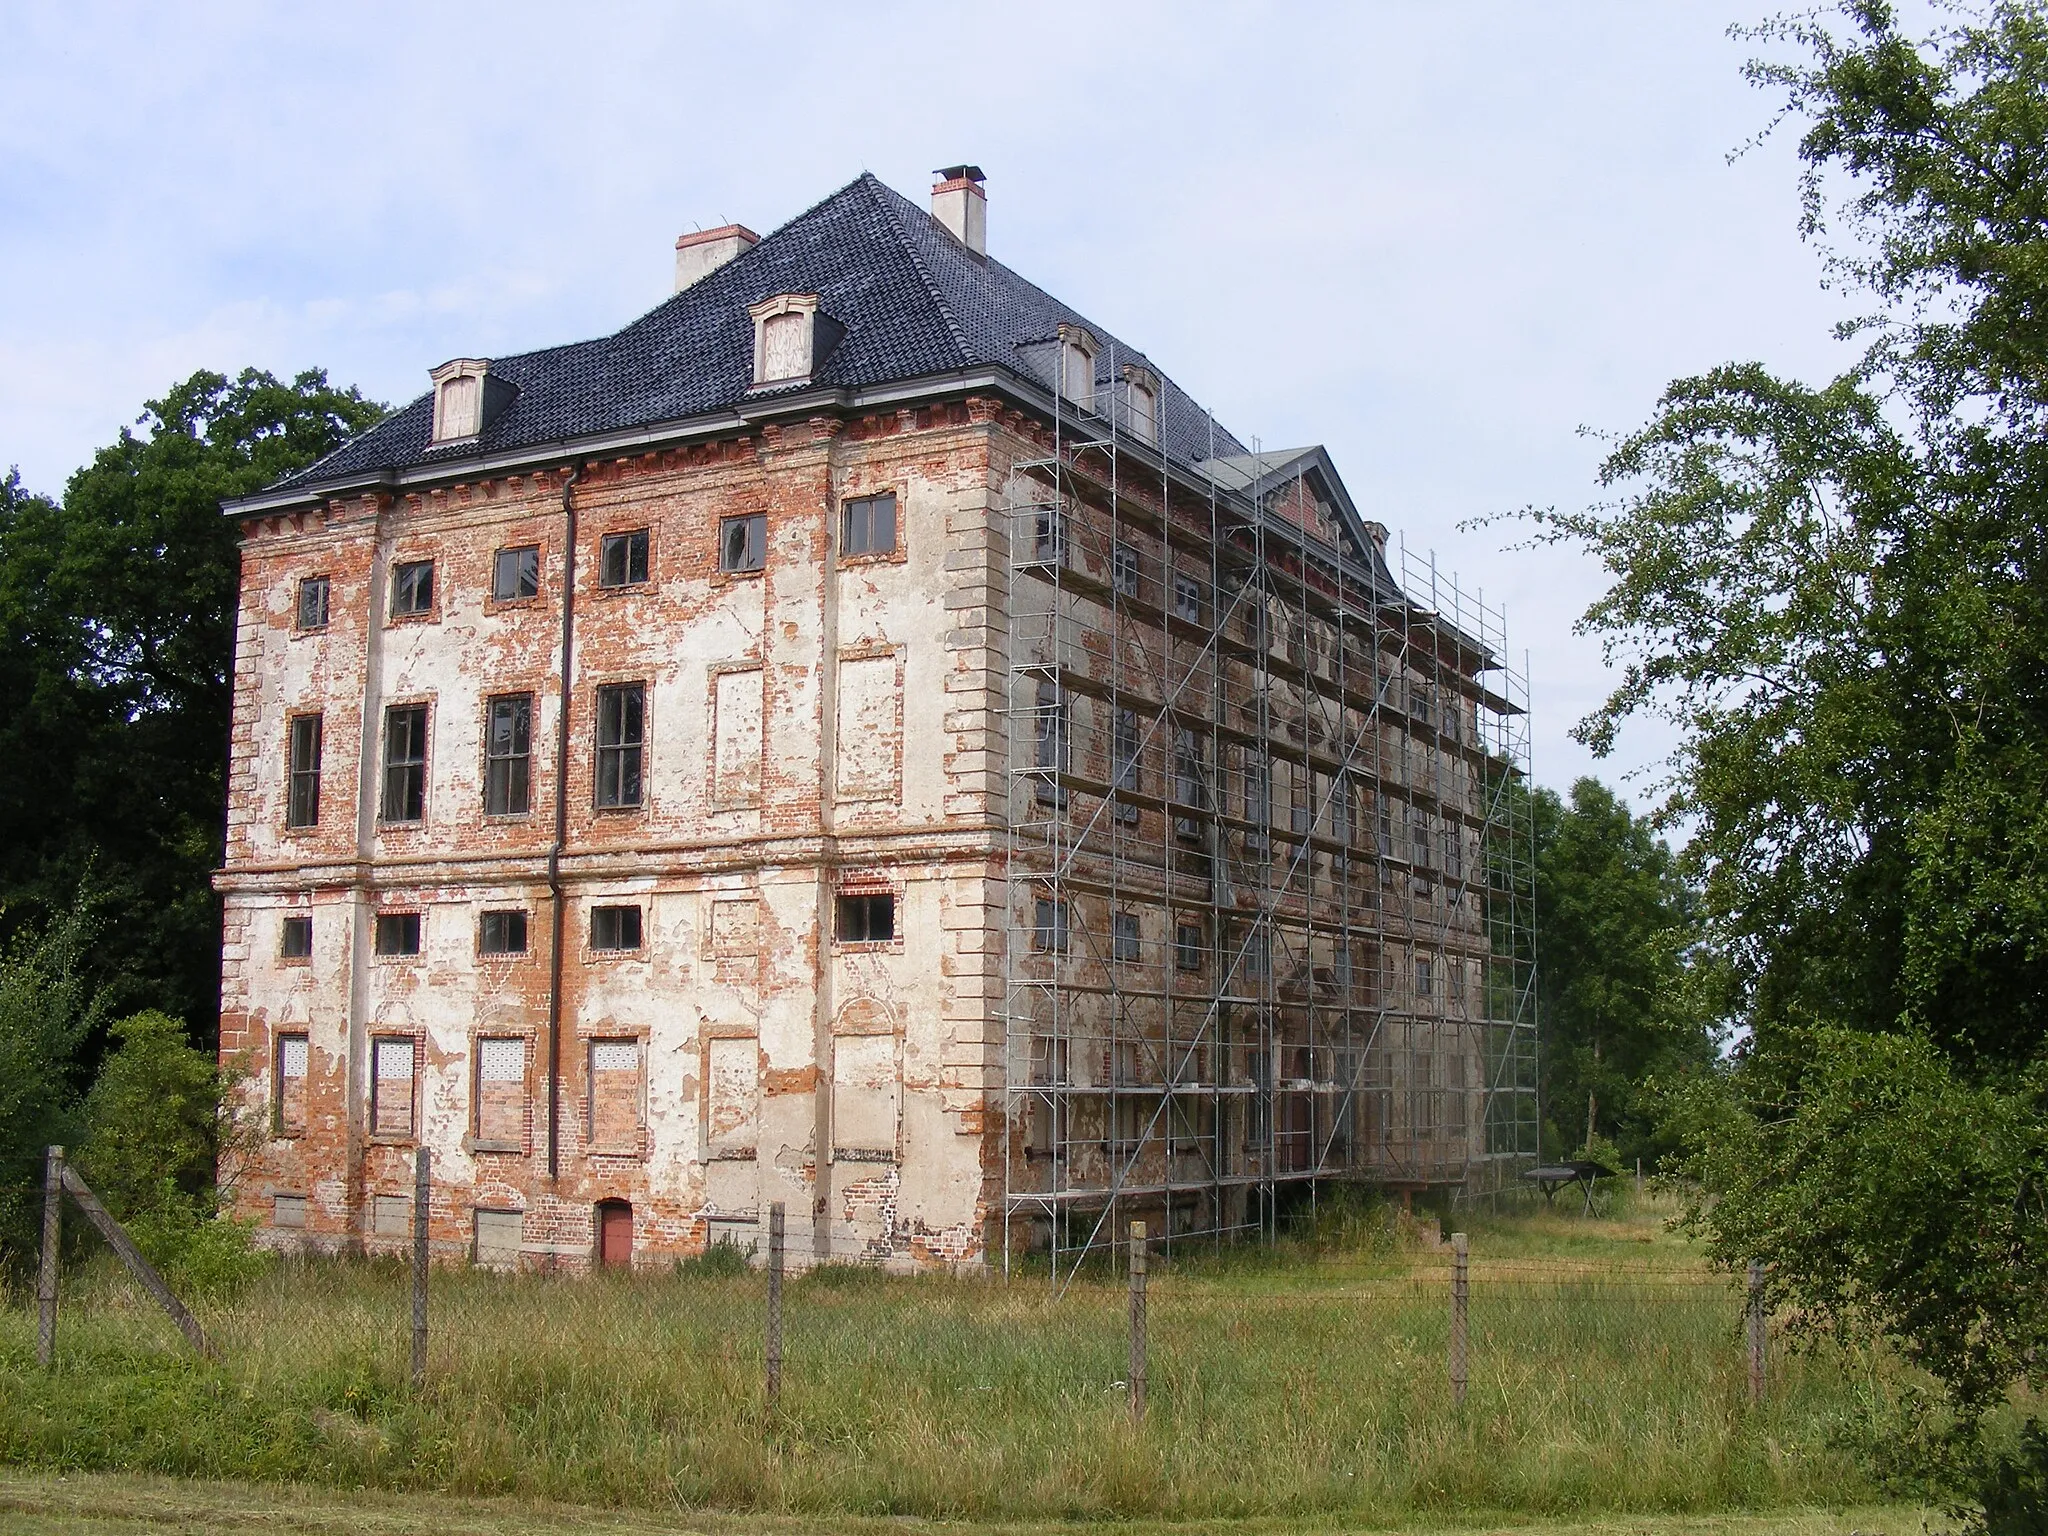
[999,349,1539,1282]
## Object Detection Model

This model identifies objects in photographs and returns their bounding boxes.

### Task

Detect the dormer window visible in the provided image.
[1123,365,1160,447]
[429,358,514,446]
[1057,324,1097,414]
[748,293,841,387]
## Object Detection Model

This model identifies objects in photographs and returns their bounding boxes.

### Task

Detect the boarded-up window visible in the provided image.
[710,898,758,957]
[371,1036,415,1138]
[276,1033,309,1134]
[373,1194,410,1237]
[761,310,810,381]
[832,1034,898,1158]
[588,1039,642,1150]
[712,669,763,808]
[706,1036,758,1153]
[835,654,900,801]
[474,1208,523,1269]
[475,1037,525,1146]
[273,1193,307,1228]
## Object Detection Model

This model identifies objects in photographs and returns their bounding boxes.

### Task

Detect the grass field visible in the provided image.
[0,1197,1926,1527]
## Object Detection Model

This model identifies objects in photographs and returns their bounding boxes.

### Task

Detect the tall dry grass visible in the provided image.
[0,1202,1903,1521]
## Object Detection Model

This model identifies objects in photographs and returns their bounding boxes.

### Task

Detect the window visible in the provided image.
[1034,680,1068,805]
[1113,911,1141,963]
[1449,959,1466,1010]
[371,1036,416,1138]
[1127,377,1158,446]
[1033,897,1069,953]
[1058,325,1096,412]
[280,915,312,960]
[374,1194,411,1237]
[1241,923,1271,982]
[275,1033,309,1134]
[1112,541,1140,597]
[1443,823,1464,882]
[475,1038,525,1146]
[719,514,766,573]
[391,559,434,617]
[835,892,895,943]
[493,545,540,601]
[1172,574,1204,624]
[590,904,642,951]
[1173,727,1207,842]
[1113,706,1141,825]
[588,1039,644,1149]
[1176,922,1204,972]
[481,694,532,816]
[1378,802,1395,858]
[841,493,897,557]
[1414,808,1431,869]
[381,704,428,822]
[1034,504,1066,564]
[1244,752,1271,829]
[474,1207,523,1267]
[286,713,322,829]
[296,575,330,631]
[1416,956,1434,998]
[599,529,649,588]
[1293,770,1314,835]
[374,912,422,956]
[595,683,645,809]
[479,909,528,955]
[273,1194,307,1228]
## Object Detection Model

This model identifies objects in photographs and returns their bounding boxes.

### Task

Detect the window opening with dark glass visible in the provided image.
[381,704,428,822]
[1176,922,1203,972]
[599,529,649,587]
[835,892,895,943]
[1172,574,1204,623]
[719,514,766,573]
[280,915,312,959]
[1034,680,1068,805]
[590,903,643,951]
[1416,956,1434,997]
[479,909,528,955]
[391,559,434,617]
[375,911,422,955]
[1034,505,1066,564]
[484,693,532,815]
[286,713,322,828]
[841,493,896,557]
[493,545,540,601]
[296,575,330,630]
[594,683,645,809]
[1033,897,1069,953]
[1111,540,1140,597]
[1113,706,1141,824]
[1112,911,1141,962]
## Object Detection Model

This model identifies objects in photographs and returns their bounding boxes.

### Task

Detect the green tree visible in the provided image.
[0,369,382,1034]
[1528,0,2048,1519]
[0,903,102,1280]
[1532,778,1708,1166]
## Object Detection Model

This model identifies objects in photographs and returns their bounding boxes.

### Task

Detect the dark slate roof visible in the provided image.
[274,172,1250,494]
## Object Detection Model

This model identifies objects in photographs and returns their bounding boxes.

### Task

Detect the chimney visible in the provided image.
[674,224,760,293]
[930,165,987,257]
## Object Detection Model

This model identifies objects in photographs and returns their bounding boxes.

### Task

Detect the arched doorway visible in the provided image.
[596,1200,633,1269]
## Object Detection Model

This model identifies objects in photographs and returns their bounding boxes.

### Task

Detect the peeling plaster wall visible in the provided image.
[222,403,1013,1271]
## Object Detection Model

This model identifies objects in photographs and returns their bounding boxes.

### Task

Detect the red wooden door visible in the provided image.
[597,1201,633,1268]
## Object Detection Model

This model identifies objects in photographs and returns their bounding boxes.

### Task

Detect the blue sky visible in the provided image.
[0,2,1870,801]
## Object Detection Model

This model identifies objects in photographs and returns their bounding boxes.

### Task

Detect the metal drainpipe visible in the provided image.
[546,461,586,1181]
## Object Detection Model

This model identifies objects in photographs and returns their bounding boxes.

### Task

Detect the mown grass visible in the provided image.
[0,1198,1915,1524]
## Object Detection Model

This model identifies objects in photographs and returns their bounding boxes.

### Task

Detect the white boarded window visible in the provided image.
[712,668,763,808]
[707,1036,758,1154]
[588,1039,642,1151]
[832,1034,898,1158]
[371,1036,416,1138]
[276,1034,309,1134]
[435,373,480,441]
[1128,378,1157,444]
[373,1194,410,1237]
[474,1208,523,1269]
[476,1037,525,1146]
[761,311,810,381]
[273,1193,307,1228]
[835,654,901,802]
[1059,328,1096,412]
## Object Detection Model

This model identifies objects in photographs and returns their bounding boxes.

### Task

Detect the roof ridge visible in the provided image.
[857,172,973,368]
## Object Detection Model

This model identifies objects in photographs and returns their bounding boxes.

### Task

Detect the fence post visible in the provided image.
[37,1146,63,1368]
[1746,1259,1765,1406]
[411,1146,430,1390]
[1450,1230,1469,1405]
[766,1202,785,1409]
[1127,1219,1147,1422]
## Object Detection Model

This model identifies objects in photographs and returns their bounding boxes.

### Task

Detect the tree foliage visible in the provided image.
[1528,0,2048,1517]
[0,903,101,1282]
[0,369,382,1034]
[1532,778,1709,1165]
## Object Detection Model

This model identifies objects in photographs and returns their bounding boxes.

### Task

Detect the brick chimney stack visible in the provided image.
[930,166,986,257]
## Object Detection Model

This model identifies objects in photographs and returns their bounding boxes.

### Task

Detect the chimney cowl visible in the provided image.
[674,223,760,293]
[930,165,987,258]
